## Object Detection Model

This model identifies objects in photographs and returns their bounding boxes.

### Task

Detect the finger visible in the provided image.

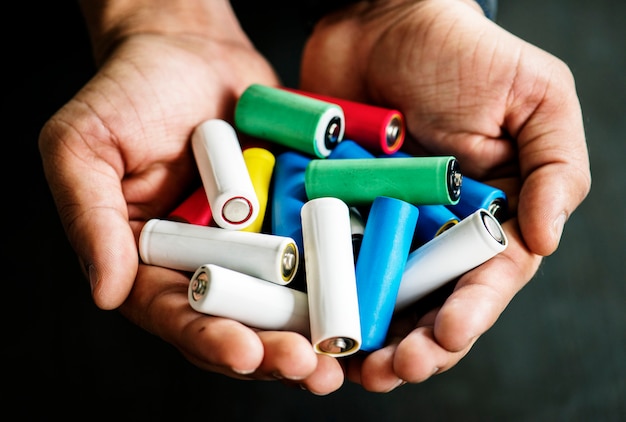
[297,354,345,396]
[39,106,137,310]
[255,331,319,381]
[356,345,406,392]
[120,265,265,377]
[508,49,591,256]
[393,325,472,383]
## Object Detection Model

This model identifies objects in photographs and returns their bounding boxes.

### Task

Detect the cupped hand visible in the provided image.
[300,0,591,391]
[39,14,350,393]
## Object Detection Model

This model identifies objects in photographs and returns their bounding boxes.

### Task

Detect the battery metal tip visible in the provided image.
[447,159,462,201]
[281,243,298,281]
[324,116,342,150]
[222,197,253,224]
[385,116,403,148]
[319,337,355,354]
[481,210,506,245]
[191,271,209,301]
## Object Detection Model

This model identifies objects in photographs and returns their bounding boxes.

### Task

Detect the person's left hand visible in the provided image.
[298,0,590,392]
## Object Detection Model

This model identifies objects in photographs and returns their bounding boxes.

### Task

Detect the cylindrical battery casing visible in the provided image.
[447,176,508,223]
[413,205,459,246]
[301,198,361,357]
[234,84,345,158]
[191,119,259,230]
[285,88,405,155]
[168,186,213,226]
[305,156,462,206]
[139,218,299,285]
[394,209,508,311]
[271,151,312,256]
[189,264,310,335]
[356,197,418,351]
[241,147,275,233]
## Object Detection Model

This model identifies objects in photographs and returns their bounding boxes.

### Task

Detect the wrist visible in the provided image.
[79,0,245,64]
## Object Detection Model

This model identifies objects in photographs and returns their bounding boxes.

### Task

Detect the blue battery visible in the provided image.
[271,151,311,257]
[413,205,459,248]
[328,139,374,160]
[355,196,418,352]
[447,176,508,222]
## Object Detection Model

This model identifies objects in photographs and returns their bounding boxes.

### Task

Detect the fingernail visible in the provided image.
[232,367,256,375]
[384,378,406,392]
[88,264,98,294]
[553,212,567,243]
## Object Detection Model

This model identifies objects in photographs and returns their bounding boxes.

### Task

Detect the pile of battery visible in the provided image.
[139,84,509,357]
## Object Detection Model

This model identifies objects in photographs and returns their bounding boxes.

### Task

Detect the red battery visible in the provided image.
[284,88,405,155]
[168,186,213,226]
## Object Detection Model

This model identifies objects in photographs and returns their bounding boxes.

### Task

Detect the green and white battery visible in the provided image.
[305,156,462,206]
[234,84,345,158]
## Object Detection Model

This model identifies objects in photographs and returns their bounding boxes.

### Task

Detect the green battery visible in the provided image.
[305,156,462,206]
[234,84,345,158]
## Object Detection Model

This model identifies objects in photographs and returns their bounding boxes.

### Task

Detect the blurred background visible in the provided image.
[5,0,624,420]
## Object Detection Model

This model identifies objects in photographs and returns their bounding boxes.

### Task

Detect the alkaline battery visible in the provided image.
[356,197,418,351]
[188,264,310,335]
[241,147,275,233]
[394,209,508,311]
[191,119,259,230]
[413,205,459,246]
[139,218,299,285]
[285,88,405,155]
[305,156,462,206]
[447,176,508,223]
[301,197,361,357]
[234,84,345,158]
[168,186,213,226]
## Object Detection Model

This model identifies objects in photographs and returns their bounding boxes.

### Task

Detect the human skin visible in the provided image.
[299,0,590,391]
[38,0,590,395]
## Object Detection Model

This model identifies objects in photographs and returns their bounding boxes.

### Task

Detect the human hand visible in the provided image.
[300,0,591,391]
[39,0,348,393]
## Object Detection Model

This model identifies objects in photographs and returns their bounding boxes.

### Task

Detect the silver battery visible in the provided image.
[188,264,310,335]
[301,197,361,357]
[191,118,259,230]
[139,218,299,285]
[395,209,508,311]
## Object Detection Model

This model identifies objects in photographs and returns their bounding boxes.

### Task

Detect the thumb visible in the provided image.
[39,109,138,310]
[510,52,591,256]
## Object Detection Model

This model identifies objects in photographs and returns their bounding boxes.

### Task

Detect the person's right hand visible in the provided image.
[38,0,348,394]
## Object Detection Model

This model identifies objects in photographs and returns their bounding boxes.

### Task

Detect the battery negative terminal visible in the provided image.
[319,337,355,355]
[190,271,209,301]
[386,115,404,149]
[281,243,298,281]
[324,117,342,150]
[447,159,463,202]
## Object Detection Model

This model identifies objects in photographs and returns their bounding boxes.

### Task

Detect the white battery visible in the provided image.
[139,218,299,285]
[191,118,259,230]
[395,209,508,311]
[301,197,361,357]
[188,264,310,335]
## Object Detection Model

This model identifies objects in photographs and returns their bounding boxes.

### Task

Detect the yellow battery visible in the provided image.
[241,147,276,233]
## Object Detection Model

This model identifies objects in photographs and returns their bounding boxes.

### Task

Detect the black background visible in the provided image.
[5,1,624,420]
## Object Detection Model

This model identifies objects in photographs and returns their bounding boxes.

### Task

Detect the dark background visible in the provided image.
[5,1,624,420]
